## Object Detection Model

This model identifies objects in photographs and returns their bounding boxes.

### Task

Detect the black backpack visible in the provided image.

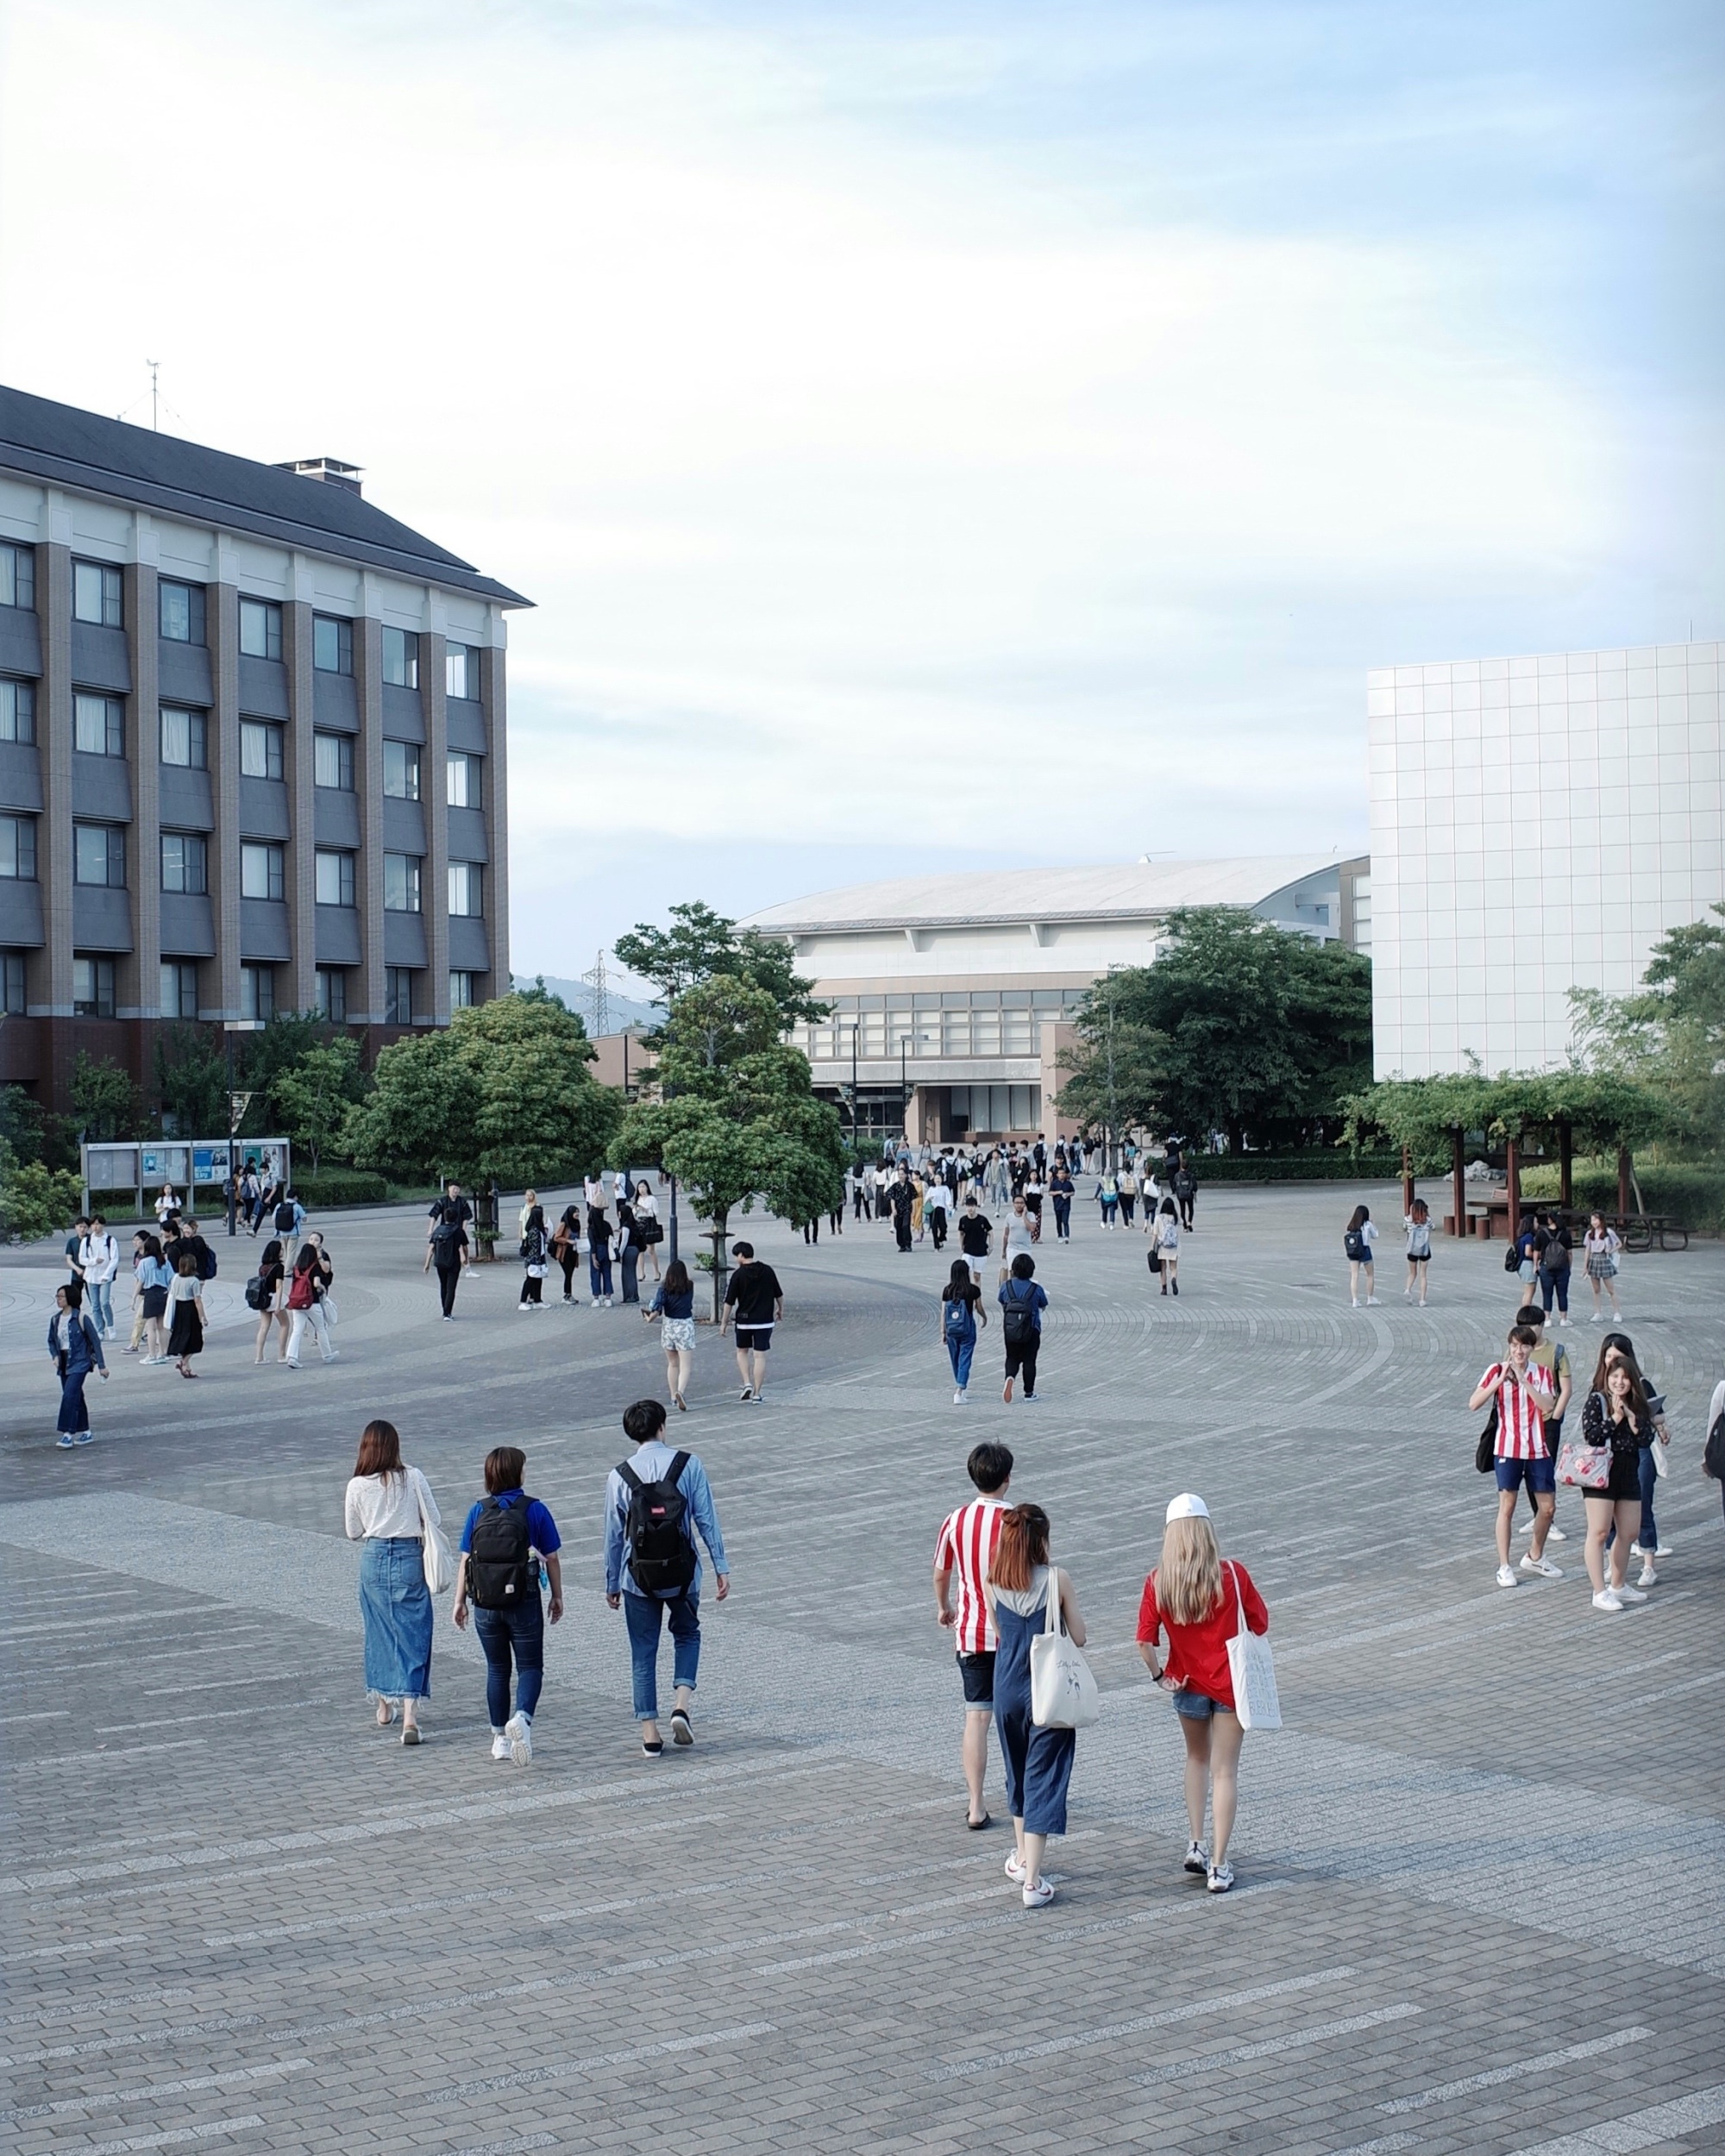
[467,1495,538,1609]
[197,1242,218,1282]
[1503,1240,1522,1274]
[1344,1228,1368,1261]
[244,1269,271,1312]
[618,1451,697,1595]
[1000,1281,1037,1349]
[1704,1412,1725,1482]
[274,1200,296,1232]
[1476,1396,1498,1474]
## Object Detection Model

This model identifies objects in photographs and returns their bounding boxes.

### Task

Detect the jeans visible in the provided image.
[620,1246,640,1301]
[86,1279,114,1334]
[946,1330,976,1390]
[589,1248,614,1298]
[474,1601,545,1727]
[57,1365,93,1434]
[1540,1265,1571,1314]
[436,1263,461,1317]
[1051,1197,1070,1239]
[623,1589,701,1719]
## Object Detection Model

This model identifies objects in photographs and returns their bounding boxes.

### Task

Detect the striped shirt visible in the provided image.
[934,1499,1007,1655]
[1480,1360,1557,1460]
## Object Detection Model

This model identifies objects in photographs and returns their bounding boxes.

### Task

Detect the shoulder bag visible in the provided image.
[1224,1561,1281,1731]
[416,1470,455,1594]
[1029,1564,1100,1731]
[1555,1395,1613,1489]
[1649,1429,1671,1479]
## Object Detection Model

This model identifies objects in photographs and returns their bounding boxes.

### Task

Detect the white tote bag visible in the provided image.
[417,1472,455,1595]
[1224,1561,1281,1731]
[1029,1564,1100,1731]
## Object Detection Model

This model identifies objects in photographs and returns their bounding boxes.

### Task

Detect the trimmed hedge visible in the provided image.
[1177,1153,1404,1184]
[1520,1160,1725,1233]
[294,1169,391,1209]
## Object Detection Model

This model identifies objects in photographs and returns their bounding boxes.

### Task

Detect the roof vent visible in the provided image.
[274,455,362,495]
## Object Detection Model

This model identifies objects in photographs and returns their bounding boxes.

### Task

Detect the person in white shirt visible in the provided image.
[999,1198,1037,1284]
[344,1419,441,1745]
[1345,1205,1381,1307]
[78,1217,121,1337]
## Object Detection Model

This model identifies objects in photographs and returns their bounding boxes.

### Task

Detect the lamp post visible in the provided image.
[849,1023,860,1156]
[222,1018,264,1238]
[899,1034,910,1148]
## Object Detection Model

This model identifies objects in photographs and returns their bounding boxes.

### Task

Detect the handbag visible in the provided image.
[1224,1562,1281,1731]
[320,1294,339,1326]
[1029,1563,1100,1731]
[417,1473,455,1594]
[1649,1432,1671,1479]
[1555,1429,1612,1490]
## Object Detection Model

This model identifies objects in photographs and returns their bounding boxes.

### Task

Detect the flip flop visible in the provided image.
[966,1810,993,1831]
[400,1726,422,1746]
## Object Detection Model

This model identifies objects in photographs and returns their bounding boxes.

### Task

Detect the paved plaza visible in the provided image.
[2,1179,1723,2155]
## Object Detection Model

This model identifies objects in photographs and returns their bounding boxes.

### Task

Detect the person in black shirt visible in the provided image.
[721,1241,784,1401]
[957,1197,993,1287]
[888,1168,915,1253]
[425,1182,474,1319]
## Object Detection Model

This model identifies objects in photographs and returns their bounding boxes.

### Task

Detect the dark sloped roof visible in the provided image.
[0,384,530,607]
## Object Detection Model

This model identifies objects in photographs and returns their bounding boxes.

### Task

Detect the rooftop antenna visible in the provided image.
[147,360,160,430]
[584,950,611,1037]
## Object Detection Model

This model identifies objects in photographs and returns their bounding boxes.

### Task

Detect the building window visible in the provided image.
[449,969,477,1010]
[448,860,482,918]
[313,614,354,675]
[0,679,34,743]
[313,968,348,1023]
[1,950,25,1014]
[74,692,125,757]
[0,542,34,611]
[74,823,127,887]
[0,813,36,881]
[158,580,206,644]
[384,852,421,912]
[382,626,419,688]
[241,841,285,902]
[239,596,283,661]
[73,955,116,1018]
[72,560,123,628]
[383,739,420,800]
[446,751,478,808]
[445,642,479,700]
[385,968,414,1025]
[313,730,354,790]
[161,959,198,1018]
[160,830,208,895]
[315,849,356,907]
[240,719,285,780]
[160,705,208,768]
[240,963,276,1023]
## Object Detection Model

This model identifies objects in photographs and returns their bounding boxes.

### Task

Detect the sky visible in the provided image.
[1,0,1720,992]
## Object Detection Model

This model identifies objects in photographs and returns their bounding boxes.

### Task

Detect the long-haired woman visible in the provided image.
[939,1256,985,1403]
[518,1194,548,1310]
[343,1420,441,1743]
[166,1250,207,1378]
[1581,1345,1653,1611]
[1596,1332,1671,1583]
[1136,1494,1269,1895]
[647,1257,697,1411]
[1403,1198,1432,1305]
[1345,1204,1379,1307]
[984,1503,1087,1909]
[1583,1212,1623,1322]
[136,1232,172,1364]
[253,1237,290,1364]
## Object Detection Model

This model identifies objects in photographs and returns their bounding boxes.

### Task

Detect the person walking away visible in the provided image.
[425,1183,473,1319]
[1345,1205,1379,1307]
[1152,1198,1181,1294]
[586,1194,616,1307]
[345,1419,439,1744]
[1048,1163,1074,1241]
[999,1252,1048,1403]
[1535,1211,1573,1324]
[273,1187,306,1252]
[250,1238,291,1364]
[284,1244,336,1368]
[633,1181,664,1278]
[1470,1323,1560,1588]
[452,1445,564,1766]
[1095,1169,1119,1228]
[48,1282,107,1445]
[78,1217,119,1338]
[1141,1164,1163,1231]
[999,1197,1036,1286]
[957,1195,993,1286]
[1175,1161,1197,1230]
[889,1167,915,1253]
[940,1257,987,1402]
[517,1194,549,1309]
[984,1502,1086,1908]
[933,1441,1013,1828]
[1583,1212,1623,1322]
[166,1251,207,1379]
[647,1257,697,1412]
[136,1234,172,1363]
[1512,1210,1540,1312]
[1579,1354,1655,1611]
[604,1399,730,1756]
[1403,1199,1433,1303]
[1135,1492,1268,1894]
[123,1230,148,1354]
[1118,1163,1138,1227]
[721,1242,783,1401]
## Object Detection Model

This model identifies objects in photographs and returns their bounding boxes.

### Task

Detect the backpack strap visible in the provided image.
[617,1461,644,1495]
[665,1450,690,1489]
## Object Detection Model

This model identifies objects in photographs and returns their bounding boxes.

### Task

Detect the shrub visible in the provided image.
[294,1169,391,1210]
[1175,1152,1405,1184]
[0,1157,85,1242]
[1521,1160,1725,1232]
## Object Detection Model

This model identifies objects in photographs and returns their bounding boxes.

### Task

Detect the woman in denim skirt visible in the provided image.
[344,1419,441,1745]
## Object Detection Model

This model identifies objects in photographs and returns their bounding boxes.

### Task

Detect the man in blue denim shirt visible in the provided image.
[605,1399,730,1757]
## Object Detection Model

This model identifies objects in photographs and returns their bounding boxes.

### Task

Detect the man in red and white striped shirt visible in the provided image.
[933,1442,1013,1831]
[1470,1323,1561,1590]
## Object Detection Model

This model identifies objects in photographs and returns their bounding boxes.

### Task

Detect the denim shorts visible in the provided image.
[957,1651,995,1709]
[1496,1454,1555,1495]
[1172,1687,1225,1721]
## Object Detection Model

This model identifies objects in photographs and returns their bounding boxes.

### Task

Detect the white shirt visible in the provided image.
[1003,1214,1036,1257]
[79,1233,120,1283]
[345,1466,440,1541]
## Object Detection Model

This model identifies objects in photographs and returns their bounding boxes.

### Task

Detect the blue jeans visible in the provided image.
[623,1589,700,1719]
[1539,1266,1570,1314]
[589,1248,613,1298]
[474,1601,544,1727]
[86,1280,114,1334]
[945,1330,976,1390]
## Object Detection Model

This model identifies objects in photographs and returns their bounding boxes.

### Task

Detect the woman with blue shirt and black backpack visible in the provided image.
[451,1445,564,1768]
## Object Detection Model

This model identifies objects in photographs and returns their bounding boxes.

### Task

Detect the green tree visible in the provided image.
[613,973,845,1313]
[152,1023,229,1138]
[0,1144,84,1242]
[1568,904,1725,1149]
[272,1037,366,1174]
[615,900,829,1028]
[69,1051,139,1141]
[345,993,618,1188]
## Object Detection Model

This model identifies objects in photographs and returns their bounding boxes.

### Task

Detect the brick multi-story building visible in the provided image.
[0,385,528,1110]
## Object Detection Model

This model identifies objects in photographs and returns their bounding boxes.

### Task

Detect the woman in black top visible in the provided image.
[615,1193,643,1305]
[519,1200,549,1308]
[252,1237,289,1364]
[553,1203,582,1303]
[586,1202,615,1307]
[1579,1351,1651,1612]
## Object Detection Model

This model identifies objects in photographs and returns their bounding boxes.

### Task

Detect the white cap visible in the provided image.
[1165,1493,1210,1524]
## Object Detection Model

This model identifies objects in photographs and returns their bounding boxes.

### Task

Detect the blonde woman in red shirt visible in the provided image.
[1136,1494,1269,1895]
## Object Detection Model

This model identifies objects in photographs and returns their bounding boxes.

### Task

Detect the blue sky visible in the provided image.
[2,0,1719,987]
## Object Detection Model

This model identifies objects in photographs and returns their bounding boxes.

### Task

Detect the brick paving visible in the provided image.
[2,1178,1722,2153]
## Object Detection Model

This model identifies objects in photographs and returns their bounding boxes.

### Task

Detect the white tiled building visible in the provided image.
[1368,641,1723,1078]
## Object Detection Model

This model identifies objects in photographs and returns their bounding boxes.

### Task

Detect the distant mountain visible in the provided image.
[513,975,661,1034]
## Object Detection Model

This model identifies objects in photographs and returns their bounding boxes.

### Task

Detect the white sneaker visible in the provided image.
[1638,1563,1658,1587]
[1350,1297,1359,1308]
[1614,1582,1647,1604]
[1520,1552,1563,1579]
[1004,1851,1027,1883]
[1629,1543,1646,1557]
[1496,1564,1518,1589]
[1546,1526,1567,1542]
[1655,1542,1673,1556]
[953,1389,966,1405]
[1366,1295,1381,1306]
[1183,1839,1209,1874]
[1590,1312,1603,1322]
[505,1712,533,1766]
[1591,1588,1623,1611]
[1207,1860,1235,1894]
[490,1733,511,1761]
[1021,1879,1057,1908]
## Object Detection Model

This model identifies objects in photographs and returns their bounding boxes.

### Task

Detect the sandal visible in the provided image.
[376,1702,397,1727]
[642,1738,665,1758]
[400,1725,422,1746]
[966,1810,992,1831]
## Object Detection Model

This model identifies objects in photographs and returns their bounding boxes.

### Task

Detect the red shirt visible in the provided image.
[1477,1360,1555,1460]
[934,1499,1007,1654]
[1135,1559,1269,1711]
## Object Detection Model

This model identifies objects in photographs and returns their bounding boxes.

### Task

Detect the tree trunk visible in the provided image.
[1559,1119,1572,1211]
[1401,1144,1414,1218]
[1451,1125,1465,1238]
[710,1208,730,1324]
[1505,1137,1521,1243]
[1616,1148,1632,1219]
